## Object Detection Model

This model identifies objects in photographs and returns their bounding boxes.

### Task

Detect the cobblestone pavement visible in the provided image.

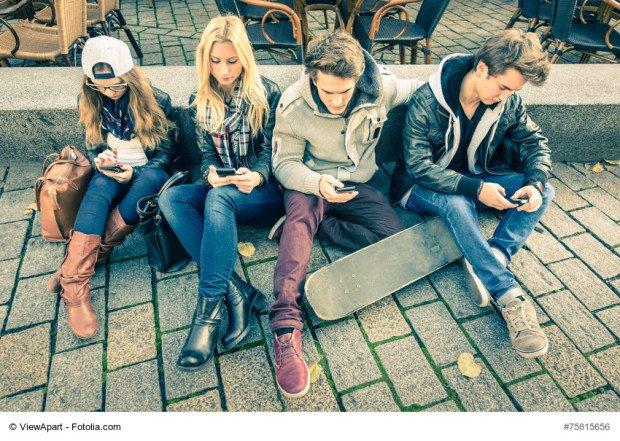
[4,0,597,67]
[0,161,619,412]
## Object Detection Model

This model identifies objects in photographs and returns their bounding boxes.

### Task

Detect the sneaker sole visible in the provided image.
[462,258,491,307]
[268,216,286,241]
[276,361,310,399]
[514,339,549,359]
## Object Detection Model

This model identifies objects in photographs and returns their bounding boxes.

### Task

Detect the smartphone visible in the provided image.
[215,167,237,177]
[510,197,529,206]
[335,185,357,194]
[99,164,124,173]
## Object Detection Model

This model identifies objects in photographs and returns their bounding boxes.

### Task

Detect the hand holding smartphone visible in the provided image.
[215,167,237,177]
[99,163,125,173]
[510,196,529,207]
[335,185,357,194]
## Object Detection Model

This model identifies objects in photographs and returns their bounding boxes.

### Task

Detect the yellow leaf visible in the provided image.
[604,159,620,166]
[237,242,256,257]
[457,352,482,378]
[23,202,37,215]
[308,361,323,384]
[591,162,605,173]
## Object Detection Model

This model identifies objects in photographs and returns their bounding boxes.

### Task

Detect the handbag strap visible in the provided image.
[157,171,188,197]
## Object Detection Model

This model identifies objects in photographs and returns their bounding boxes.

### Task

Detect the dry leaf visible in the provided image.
[309,361,323,384]
[23,202,37,215]
[603,159,620,166]
[237,242,256,257]
[457,352,482,378]
[591,162,605,173]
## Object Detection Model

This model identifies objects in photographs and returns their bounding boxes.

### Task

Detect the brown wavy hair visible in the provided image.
[78,65,172,149]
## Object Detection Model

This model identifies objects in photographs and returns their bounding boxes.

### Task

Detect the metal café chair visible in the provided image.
[506,0,555,31]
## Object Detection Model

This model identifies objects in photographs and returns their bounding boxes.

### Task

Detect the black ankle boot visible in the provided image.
[176,296,223,372]
[221,272,266,351]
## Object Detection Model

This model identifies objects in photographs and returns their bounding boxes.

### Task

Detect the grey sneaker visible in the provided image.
[499,296,549,359]
[268,215,286,241]
[463,247,508,308]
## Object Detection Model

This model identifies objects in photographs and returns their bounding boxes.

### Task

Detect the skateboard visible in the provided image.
[305,216,463,321]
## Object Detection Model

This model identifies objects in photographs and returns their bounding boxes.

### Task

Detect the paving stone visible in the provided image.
[0,259,19,304]
[160,329,218,401]
[394,277,438,308]
[579,187,620,221]
[19,237,65,278]
[442,357,516,412]
[524,226,573,264]
[478,210,500,238]
[540,326,607,398]
[428,262,490,319]
[245,259,276,308]
[4,163,41,191]
[549,259,619,311]
[30,212,41,237]
[322,242,350,263]
[509,374,574,412]
[45,344,103,411]
[551,163,596,191]
[237,225,279,264]
[316,319,381,392]
[108,257,153,310]
[157,273,198,331]
[463,313,541,382]
[107,303,157,370]
[0,389,44,411]
[575,390,620,412]
[540,203,584,238]
[156,260,197,280]
[589,346,620,395]
[0,323,50,397]
[423,400,460,412]
[0,188,34,223]
[110,231,147,261]
[586,170,620,200]
[105,359,162,411]
[259,315,338,411]
[166,389,222,412]
[596,306,620,340]
[0,221,28,261]
[0,305,6,331]
[509,249,563,296]
[571,207,620,247]
[341,382,400,412]
[539,290,614,353]
[55,288,105,352]
[563,234,620,279]
[219,345,282,412]
[375,336,446,407]
[548,178,588,211]
[357,296,410,343]
[6,274,57,330]
[406,301,474,366]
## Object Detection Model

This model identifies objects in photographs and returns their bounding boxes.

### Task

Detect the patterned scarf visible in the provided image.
[207,80,251,169]
[101,92,135,141]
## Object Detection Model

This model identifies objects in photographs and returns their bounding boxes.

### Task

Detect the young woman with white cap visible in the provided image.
[158,16,283,372]
[48,35,176,340]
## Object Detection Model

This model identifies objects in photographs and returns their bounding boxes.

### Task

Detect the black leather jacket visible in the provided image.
[83,87,177,178]
[390,55,551,204]
[189,76,281,185]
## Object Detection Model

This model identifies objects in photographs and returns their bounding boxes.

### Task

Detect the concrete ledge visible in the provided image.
[0,65,618,165]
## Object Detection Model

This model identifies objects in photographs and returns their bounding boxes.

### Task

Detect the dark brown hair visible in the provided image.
[475,29,550,86]
[304,31,365,80]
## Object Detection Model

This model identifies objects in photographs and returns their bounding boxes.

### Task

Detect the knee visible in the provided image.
[441,195,476,216]
[87,173,117,198]
[158,186,183,217]
[285,191,319,218]
[136,167,168,187]
[204,186,237,213]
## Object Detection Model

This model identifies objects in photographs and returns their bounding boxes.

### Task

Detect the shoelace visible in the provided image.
[276,336,300,368]
[505,302,535,333]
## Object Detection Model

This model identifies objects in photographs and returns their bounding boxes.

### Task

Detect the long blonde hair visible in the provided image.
[78,65,172,149]
[194,15,268,136]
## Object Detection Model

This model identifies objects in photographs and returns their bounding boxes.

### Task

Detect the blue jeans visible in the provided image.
[159,180,284,299]
[404,172,555,299]
[74,168,169,235]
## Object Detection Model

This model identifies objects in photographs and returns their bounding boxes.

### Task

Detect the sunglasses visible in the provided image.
[86,81,128,92]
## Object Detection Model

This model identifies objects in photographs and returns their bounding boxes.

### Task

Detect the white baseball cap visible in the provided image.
[81,36,135,80]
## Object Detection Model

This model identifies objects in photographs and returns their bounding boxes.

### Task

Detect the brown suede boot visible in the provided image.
[59,231,101,339]
[97,207,136,264]
[48,268,61,294]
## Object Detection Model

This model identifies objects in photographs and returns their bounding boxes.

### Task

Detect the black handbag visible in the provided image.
[137,171,191,273]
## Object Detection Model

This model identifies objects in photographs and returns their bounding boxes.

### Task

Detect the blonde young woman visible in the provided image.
[49,36,175,340]
[159,16,283,372]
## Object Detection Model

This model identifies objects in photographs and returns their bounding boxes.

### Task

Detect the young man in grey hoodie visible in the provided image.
[268,31,422,398]
[390,29,554,359]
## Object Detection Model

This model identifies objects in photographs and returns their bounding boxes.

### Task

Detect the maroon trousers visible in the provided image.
[269,183,404,332]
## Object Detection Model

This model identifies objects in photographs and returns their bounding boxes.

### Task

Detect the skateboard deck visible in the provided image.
[305,216,463,321]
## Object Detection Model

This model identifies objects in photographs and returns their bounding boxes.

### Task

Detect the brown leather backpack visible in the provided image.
[35,146,93,242]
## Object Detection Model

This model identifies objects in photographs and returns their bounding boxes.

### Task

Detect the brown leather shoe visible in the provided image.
[97,207,136,264]
[59,230,101,339]
[273,329,310,398]
[47,269,61,294]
